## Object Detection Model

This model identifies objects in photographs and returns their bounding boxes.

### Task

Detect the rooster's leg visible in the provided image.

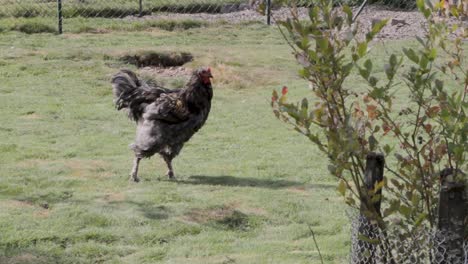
[130,157,141,182]
[163,156,175,179]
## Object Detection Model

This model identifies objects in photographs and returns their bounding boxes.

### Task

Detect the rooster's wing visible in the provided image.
[143,93,191,124]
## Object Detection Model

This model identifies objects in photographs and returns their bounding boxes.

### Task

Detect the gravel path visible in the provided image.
[126,5,467,40]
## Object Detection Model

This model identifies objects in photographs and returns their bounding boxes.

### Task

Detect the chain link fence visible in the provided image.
[0,0,253,18]
[0,0,330,33]
[349,213,468,264]
[0,0,276,33]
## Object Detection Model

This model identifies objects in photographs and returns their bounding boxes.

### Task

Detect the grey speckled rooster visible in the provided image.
[111,67,213,182]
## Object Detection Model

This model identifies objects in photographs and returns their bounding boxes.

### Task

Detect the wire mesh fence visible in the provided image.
[349,213,468,264]
[0,0,327,33]
[0,0,265,33]
[0,0,251,18]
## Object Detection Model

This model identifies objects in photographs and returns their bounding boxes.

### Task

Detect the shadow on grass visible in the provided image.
[178,175,334,190]
[107,200,169,220]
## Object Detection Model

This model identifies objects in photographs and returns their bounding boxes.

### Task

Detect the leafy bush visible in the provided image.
[271,0,466,245]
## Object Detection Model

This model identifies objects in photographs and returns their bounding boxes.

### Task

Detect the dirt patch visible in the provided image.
[184,205,236,224]
[20,111,41,120]
[128,5,467,40]
[2,199,49,218]
[17,159,112,178]
[121,51,193,68]
[64,159,111,178]
[33,209,50,218]
[0,254,46,264]
[287,186,311,196]
[1,200,35,209]
[103,192,126,202]
[183,203,265,230]
[138,66,193,78]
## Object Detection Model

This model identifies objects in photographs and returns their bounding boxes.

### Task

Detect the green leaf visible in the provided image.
[316,37,329,51]
[342,62,353,75]
[450,6,459,18]
[372,19,388,33]
[358,234,380,245]
[346,197,356,206]
[299,68,310,79]
[414,213,428,227]
[423,8,431,19]
[371,194,382,203]
[417,0,431,18]
[384,64,393,79]
[416,36,425,46]
[428,48,437,60]
[343,5,353,25]
[357,42,367,58]
[435,79,443,91]
[411,193,420,207]
[390,178,401,189]
[359,67,370,80]
[369,135,377,151]
[416,0,424,12]
[309,6,319,22]
[257,2,266,15]
[279,95,287,104]
[373,180,385,192]
[369,77,378,87]
[399,205,412,217]
[300,98,309,123]
[366,19,388,41]
[271,90,279,106]
[364,59,373,72]
[419,55,429,69]
[337,179,346,196]
[403,48,419,64]
[389,54,397,67]
[383,144,392,155]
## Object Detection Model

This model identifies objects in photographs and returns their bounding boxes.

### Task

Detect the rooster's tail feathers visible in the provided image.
[111,69,142,111]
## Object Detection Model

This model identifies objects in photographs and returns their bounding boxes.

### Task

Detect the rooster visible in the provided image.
[111,67,213,182]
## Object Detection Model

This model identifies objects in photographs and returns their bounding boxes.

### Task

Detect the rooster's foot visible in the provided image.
[166,171,175,180]
[130,174,140,183]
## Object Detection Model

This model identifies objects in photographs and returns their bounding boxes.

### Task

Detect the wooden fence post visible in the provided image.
[266,0,271,25]
[436,168,466,264]
[355,152,385,264]
[57,0,63,34]
[362,152,384,214]
[138,0,143,17]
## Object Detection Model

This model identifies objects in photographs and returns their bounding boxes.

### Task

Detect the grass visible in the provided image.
[0,17,462,263]
[0,17,210,34]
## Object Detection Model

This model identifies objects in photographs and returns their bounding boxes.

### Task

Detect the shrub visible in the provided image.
[271,0,466,250]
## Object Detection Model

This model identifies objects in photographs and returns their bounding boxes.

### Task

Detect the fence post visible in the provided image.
[354,152,385,264]
[436,168,466,264]
[139,0,143,17]
[57,0,63,34]
[266,0,271,25]
[362,152,384,214]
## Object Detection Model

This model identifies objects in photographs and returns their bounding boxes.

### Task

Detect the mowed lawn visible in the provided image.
[0,20,427,264]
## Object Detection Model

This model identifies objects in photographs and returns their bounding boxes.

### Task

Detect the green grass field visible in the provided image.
[0,17,453,263]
